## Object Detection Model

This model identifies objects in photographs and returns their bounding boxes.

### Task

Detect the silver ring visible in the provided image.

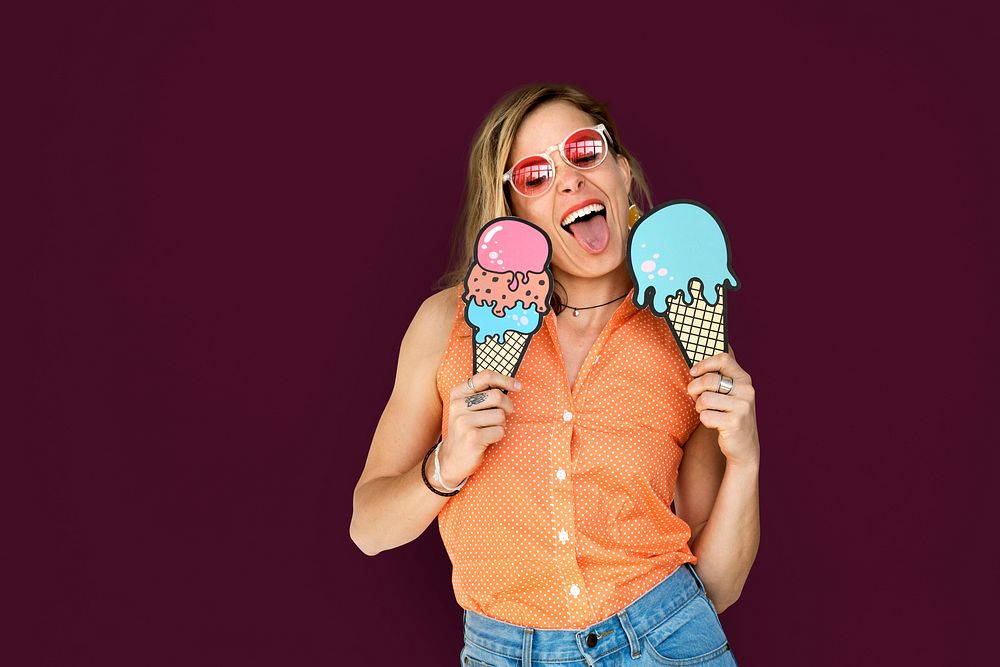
[717,374,735,395]
[466,376,475,391]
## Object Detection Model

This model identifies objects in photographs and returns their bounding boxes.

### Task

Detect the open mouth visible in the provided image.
[560,202,610,254]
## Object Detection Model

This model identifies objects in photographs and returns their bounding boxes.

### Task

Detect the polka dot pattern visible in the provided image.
[435,289,701,630]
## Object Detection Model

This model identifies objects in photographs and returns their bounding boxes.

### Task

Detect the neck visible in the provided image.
[553,262,632,309]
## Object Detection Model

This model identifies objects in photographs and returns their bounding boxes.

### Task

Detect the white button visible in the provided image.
[569,584,581,598]
[558,529,569,544]
[563,410,573,422]
[556,468,567,481]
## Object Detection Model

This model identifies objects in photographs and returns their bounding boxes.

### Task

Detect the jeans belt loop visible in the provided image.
[687,562,707,593]
[617,610,642,659]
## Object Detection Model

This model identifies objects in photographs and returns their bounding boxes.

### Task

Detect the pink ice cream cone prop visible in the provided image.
[462,218,553,378]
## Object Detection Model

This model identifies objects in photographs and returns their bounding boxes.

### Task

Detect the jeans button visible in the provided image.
[586,632,598,647]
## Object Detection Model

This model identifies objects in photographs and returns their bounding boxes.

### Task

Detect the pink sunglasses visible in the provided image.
[502,124,613,198]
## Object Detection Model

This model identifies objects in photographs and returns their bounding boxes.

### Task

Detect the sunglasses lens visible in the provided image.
[509,156,554,196]
[563,128,606,169]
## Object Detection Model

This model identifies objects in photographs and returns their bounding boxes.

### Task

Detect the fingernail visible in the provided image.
[514,380,523,390]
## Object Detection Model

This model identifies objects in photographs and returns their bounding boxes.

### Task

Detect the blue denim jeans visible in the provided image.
[460,563,737,666]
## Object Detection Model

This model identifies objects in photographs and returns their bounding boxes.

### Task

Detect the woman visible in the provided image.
[350,84,760,666]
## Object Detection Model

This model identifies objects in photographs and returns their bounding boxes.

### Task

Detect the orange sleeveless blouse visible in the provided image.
[435,288,702,629]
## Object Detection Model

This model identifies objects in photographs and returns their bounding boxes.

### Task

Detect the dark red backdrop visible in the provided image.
[12,1,998,664]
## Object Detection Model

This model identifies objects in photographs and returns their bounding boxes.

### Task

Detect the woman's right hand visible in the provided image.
[437,371,521,488]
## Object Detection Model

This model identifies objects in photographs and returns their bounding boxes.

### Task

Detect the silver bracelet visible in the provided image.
[433,441,467,492]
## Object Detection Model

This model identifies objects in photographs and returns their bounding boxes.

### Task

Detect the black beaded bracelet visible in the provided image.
[421,443,462,497]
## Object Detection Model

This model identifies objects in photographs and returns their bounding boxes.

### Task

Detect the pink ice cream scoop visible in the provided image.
[475,219,551,292]
[476,219,550,274]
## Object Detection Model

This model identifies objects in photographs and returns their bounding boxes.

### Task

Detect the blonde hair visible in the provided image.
[439,84,653,292]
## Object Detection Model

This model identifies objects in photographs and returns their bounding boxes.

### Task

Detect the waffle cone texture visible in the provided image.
[474,331,531,377]
[665,279,727,366]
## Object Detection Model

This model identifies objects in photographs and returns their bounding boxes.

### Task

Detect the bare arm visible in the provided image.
[349,287,520,556]
[674,349,760,612]
[674,424,759,612]
[349,289,455,555]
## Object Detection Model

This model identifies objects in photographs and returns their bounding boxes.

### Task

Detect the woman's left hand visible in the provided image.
[687,347,759,467]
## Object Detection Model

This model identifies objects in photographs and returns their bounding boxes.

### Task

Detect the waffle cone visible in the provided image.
[665,279,727,366]
[474,331,531,378]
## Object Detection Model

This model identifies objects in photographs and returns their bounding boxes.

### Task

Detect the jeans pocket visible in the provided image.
[461,643,512,667]
[642,593,734,665]
[461,649,496,667]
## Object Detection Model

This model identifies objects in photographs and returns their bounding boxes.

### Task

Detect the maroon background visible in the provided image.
[11,1,998,665]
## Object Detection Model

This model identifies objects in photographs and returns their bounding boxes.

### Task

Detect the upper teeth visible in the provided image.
[561,203,606,228]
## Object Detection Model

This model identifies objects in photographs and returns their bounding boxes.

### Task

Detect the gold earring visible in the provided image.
[628,203,641,227]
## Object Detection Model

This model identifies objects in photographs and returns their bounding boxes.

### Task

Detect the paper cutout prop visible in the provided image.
[463,218,553,378]
[627,200,739,367]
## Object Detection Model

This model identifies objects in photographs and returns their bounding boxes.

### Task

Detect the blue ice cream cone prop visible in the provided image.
[627,201,739,367]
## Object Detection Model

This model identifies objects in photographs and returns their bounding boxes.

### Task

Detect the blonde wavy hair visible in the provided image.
[439,84,653,298]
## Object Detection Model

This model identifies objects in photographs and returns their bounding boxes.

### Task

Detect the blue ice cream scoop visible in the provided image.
[466,301,542,344]
[628,201,738,315]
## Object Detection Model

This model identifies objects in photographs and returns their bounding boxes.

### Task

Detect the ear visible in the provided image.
[616,153,632,193]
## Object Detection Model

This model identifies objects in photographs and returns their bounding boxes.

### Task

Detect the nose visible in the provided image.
[554,158,585,194]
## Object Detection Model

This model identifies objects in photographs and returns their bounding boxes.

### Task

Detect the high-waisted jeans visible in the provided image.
[460,563,738,666]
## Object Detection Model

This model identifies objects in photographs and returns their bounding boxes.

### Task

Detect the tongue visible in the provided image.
[571,214,610,254]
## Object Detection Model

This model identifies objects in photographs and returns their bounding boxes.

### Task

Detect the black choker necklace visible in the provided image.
[562,293,628,317]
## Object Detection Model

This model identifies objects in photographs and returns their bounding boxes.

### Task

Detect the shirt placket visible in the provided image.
[543,300,636,626]
[539,313,586,624]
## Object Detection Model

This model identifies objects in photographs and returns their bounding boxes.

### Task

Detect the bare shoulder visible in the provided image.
[413,284,461,336]
[400,284,461,364]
